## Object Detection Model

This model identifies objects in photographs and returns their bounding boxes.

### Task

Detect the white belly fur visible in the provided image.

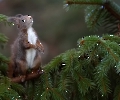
[26,27,37,69]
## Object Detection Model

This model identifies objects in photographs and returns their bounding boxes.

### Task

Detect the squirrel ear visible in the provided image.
[7,17,20,25]
[7,17,20,29]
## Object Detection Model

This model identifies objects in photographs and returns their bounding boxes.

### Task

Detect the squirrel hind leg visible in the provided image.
[16,59,27,76]
[15,60,28,82]
[7,59,15,78]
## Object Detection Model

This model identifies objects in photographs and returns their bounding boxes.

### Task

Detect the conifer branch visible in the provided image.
[0,14,12,25]
[66,0,120,20]
[103,2,120,20]
[100,39,119,62]
[51,88,65,100]
[66,1,103,5]
[0,53,9,64]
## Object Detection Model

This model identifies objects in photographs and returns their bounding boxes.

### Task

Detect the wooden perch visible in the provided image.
[10,70,44,83]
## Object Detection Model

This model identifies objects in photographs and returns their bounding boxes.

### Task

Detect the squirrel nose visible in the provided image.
[28,16,32,19]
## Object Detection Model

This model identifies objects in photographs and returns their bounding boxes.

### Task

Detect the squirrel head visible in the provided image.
[7,14,33,30]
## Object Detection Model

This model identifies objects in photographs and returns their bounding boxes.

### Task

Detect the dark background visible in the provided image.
[0,0,120,65]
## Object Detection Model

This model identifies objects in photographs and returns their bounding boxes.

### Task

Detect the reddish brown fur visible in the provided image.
[7,14,44,82]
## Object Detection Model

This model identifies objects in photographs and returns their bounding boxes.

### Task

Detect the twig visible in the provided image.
[66,0,120,20]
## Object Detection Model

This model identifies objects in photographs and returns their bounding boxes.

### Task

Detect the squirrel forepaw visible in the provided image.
[38,46,44,54]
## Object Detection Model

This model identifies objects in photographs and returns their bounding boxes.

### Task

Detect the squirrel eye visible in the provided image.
[28,15,30,16]
[22,20,25,22]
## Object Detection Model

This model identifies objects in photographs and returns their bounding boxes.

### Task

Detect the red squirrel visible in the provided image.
[7,14,44,82]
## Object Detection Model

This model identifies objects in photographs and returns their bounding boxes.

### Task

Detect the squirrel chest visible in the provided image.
[26,27,37,68]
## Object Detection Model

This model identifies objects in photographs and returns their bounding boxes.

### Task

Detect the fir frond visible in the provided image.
[0,76,10,94]
[65,0,120,33]
[0,14,12,25]
[116,61,120,73]
[102,34,120,44]
[77,35,101,57]
[0,53,9,64]
[0,53,9,76]
[34,79,44,100]
[41,90,51,100]
[0,33,8,43]
[85,5,104,31]
[113,84,120,100]
[44,55,62,72]
[0,76,22,100]
[0,63,8,76]
[61,49,77,71]
[51,88,65,100]
[77,77,95,95]
[10,82,25,95]
[0,14,8,23]
[65,0,104,5]
[94,56,112,95]
[58,75,72,93]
